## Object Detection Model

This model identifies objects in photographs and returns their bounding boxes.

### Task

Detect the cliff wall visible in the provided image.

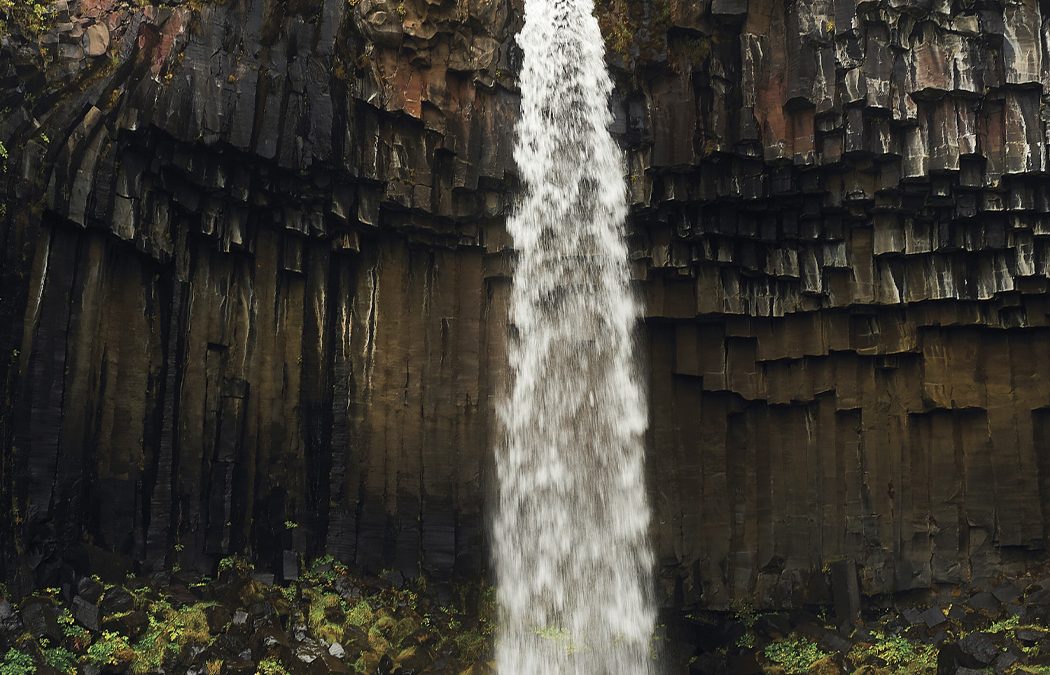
[1,0,1049,610]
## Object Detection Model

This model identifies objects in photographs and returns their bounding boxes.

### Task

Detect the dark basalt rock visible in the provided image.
[922,607,948,629]
[75,577,103,605]
[19,599,61,642]
[282,550,300,583]
[98,585,134,616]
[967,592,1002,615]
[72,595,101,632]
[101,607,148,640]
[5,0,1050,617]
[954,631,1002,667]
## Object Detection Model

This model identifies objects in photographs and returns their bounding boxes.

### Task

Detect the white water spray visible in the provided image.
[493,0,657,672]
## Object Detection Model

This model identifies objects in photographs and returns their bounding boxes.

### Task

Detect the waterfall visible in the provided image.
[493,0,658,672]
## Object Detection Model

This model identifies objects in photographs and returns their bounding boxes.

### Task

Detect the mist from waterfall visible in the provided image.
[492,0,658,672]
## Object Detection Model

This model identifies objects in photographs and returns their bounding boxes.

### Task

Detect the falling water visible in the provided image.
[493,0,657,672]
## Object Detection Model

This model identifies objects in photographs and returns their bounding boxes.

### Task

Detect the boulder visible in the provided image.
[83,23,109,56]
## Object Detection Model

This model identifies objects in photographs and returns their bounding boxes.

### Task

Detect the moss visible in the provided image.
[129,599,215,673]
[367,622,393,654]
[593,0,678,65]
[306,591,345,643]
[346,599,374,627]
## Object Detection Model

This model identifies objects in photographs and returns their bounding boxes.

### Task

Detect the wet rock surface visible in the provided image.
[3,0,1050,615]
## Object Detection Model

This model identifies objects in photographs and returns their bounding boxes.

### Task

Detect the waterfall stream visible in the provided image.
[493,0,658,672]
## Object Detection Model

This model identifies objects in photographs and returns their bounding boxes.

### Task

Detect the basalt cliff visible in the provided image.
[2,0,1049,613]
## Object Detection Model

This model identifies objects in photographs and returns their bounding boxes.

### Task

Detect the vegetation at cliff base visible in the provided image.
[0,556,496,674]
[847,631,937,672]
[762,635,829,674]
[0,647,34,675]
[0,0,53,38]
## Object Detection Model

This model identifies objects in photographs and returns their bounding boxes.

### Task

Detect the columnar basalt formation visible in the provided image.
[0,0,521,590]
[602,0,1050,608]
[2,0,1050,612]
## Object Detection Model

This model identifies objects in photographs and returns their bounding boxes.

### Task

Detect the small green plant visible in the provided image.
[763,635,830,674]
[302,555,345,586]
[85,631,135,668]
[988,615,1020,633]
[217,555,254,576]
[730,599,758,627]
[0,0,54,37]
[0,648,34,675]
[848,631,936,671]
[257,658,289,674]
[730,598,760,653]
[0,142,8,162]
[284,520,298,530]
[43,646,76,674]
[58,608,90,647]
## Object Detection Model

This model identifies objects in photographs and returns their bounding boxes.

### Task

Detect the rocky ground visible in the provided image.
[0,558,495,674]
[7,556,1050,673]
[673,567,1050,674]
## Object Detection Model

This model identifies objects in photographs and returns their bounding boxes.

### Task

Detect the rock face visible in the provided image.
[0,0,519,591]
[2,0,1050,611]
[602,0,1050,608]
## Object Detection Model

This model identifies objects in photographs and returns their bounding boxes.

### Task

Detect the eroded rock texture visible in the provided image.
[3,0,1050,611]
